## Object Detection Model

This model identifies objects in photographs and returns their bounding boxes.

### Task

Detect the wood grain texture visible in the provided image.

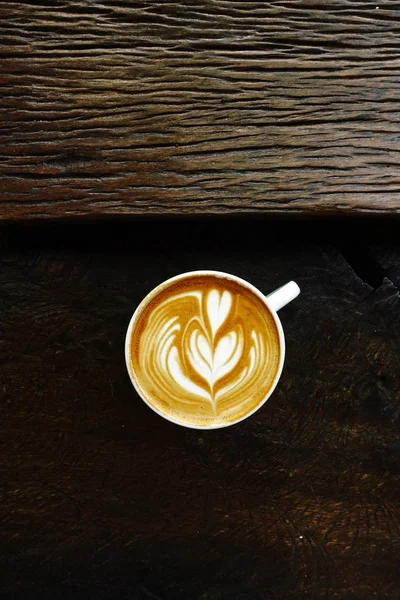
[1,1,400,220]
[1,220,399,599]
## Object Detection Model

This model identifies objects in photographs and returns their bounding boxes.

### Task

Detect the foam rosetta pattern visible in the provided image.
[130,276,280,427]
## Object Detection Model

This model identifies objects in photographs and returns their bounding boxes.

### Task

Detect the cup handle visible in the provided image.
[266,281,300,312]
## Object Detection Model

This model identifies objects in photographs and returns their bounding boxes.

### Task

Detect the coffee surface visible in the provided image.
[129,274,280,427]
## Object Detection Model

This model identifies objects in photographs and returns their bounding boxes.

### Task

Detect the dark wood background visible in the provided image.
[1,219,399,599]
[2,0,400,219]
[1,2,400,598]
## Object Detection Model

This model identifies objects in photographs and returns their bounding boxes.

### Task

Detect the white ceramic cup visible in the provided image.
[125,271,300,429]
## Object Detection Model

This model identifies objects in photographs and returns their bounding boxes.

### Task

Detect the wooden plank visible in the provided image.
[1,1,400,220]
[1,220,400,598]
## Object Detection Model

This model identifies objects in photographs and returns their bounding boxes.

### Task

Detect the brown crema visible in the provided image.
[129,274,280,428]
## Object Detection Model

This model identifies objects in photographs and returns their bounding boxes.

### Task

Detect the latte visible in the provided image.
[128,273,281,428]
[128,272,281,428]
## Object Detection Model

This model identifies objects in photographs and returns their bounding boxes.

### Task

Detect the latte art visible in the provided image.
[145,289,264,406]
[129,275,280,428]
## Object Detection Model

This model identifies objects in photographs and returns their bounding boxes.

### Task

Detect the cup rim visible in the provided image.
[125,270,286,430]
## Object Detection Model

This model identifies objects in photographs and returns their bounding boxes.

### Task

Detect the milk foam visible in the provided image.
[130,276,280,427]
[155,289,245,407]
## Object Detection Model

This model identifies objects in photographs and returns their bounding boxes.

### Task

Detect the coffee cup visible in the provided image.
[125,271,300,429]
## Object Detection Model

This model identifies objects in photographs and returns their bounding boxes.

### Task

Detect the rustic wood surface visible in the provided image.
[1,1,400,220]
[1,219,399,599]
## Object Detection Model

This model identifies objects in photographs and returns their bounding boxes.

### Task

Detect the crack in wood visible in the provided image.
[338,242,400,293]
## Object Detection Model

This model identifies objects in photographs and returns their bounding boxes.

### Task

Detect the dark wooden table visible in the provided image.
[1,2,400,597]
[1,1,400,218]
[1,219,399,599]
